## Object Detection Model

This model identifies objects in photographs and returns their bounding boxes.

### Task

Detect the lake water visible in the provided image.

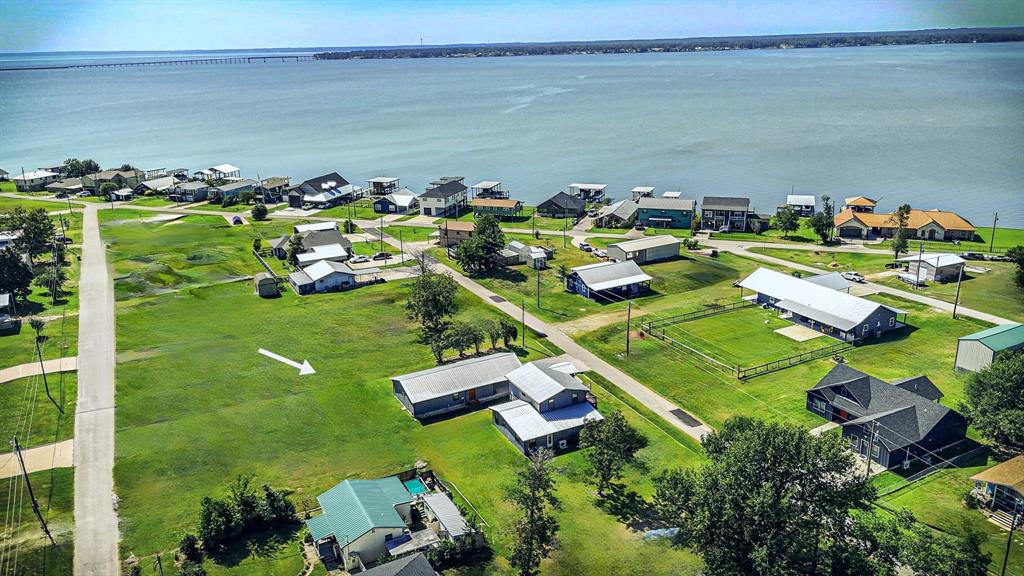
[1,43,1022,226]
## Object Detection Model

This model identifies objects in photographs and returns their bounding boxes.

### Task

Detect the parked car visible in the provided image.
[231,216,243,225]
[960,252,985,260]
[985,254,1012,262]
[717,226,729,233]
[372,252,392,261]
[578,242,592,252]
[593,249,607,258]
[634,224,646,231]
[841,271,865,283]
[76,191,91,198]
[587,209,599,217]
[349,255,370,264]
[897,273,927,287]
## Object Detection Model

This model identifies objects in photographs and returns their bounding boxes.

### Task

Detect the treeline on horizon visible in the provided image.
[316,27,1024,60]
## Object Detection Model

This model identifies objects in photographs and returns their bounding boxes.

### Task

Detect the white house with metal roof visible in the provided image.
[607,235,680,264]
[295,243,349,266]
[566,260,653,301]
[738,267,906,341]
[897,253,965,283]
[568,182,607,203]
[392,353,522,419]
[491,362,602,454]
[785,194,816,216]
[288,260,380,295]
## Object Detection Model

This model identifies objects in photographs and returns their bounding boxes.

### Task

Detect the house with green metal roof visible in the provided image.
[955,323,1024,372]
[306,477,413,572]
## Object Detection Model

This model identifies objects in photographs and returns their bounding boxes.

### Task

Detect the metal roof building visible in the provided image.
[490,399,603,445]
[392,353,522,419]
[506,362,588,404]
[607,235,681,264]
[955,323,1024,372]
[422,492,470,539]
[567,260,653,300]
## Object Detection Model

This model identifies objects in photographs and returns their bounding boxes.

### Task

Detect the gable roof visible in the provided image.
[379,188,419,209]
[809,364,960,450]
[701,196,750,211]
[971,455,1024,493]
[392,353,522,404]
[294,221,337,234]
[300,172,351,193]
[571,260,652,291]
[421,179,467,199]
[834,208,975,232]
[307,477,411,543]
[805,272,851,292]
[844,196,877,207]
[608,235,681,253]
[596,199,637,221]
[296,244,349,266]
[301,229,350,249]
[738,267,902,332]
[958,323,1024,352]
[507,362,589,404]
[421,492,469,538]
[787,194,816,206]
[470,198,521,209]
[490,399,603,441]
[637,197,696,211]
[897,253,965,268]
[891,375,944,401]
[538,191,585,211]
[359,553,436,576]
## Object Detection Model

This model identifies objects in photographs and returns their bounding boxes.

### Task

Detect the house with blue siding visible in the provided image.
[806,364,966,470]
[392,353,522,419]
[490,362,602,454]
[637,197,696,229]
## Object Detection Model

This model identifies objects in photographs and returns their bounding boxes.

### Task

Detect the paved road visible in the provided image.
[0,356,77,385]
[73,206,119,576]
[382,238,713,441]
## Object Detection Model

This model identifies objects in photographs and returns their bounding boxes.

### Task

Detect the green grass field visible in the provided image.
[0,373,77,453]
[0,315,78,365]
[0,196,68,213]
[127,196,178,207]
[750,247,1024,322]
[876,451,1022,576]
[876,227,1024,255]
[708,218,822,244]
[453,205,574,232]
[577,293,987,429]
[1,468,75,576]
[382,224,437,243]
[316,198,381,221]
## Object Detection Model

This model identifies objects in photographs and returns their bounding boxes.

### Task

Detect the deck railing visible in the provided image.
[736,341,855,379]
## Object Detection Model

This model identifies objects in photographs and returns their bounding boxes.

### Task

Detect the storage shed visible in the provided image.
[606,235,680,264]
[897,253,965,283]
[955,323,1024,373]
[253,273,278,298]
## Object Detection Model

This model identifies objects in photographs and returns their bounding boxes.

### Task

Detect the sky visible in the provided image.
[1,0,1023,53]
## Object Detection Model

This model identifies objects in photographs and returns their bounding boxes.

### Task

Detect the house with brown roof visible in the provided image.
[843,196,878,213]
[834,208,976,241]
[435,221,475,247]
[470,198,523,219]
[971,455,1024,524]
[81,169,145,192]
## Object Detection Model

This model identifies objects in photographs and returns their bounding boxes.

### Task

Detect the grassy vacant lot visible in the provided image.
[707,217,822,244]
[0,373,77,452]
[750,247,1024,322]
[876,451,1022,576]
[0,315,79,364]
[317,198,380,221]
[453,205,574,232]
[382,224,437,243]
[2,468,75,576]
[100,210,297,300]
[110,278,703,575]
[0,196,69,213]
[577,294,987,429]
[190,201,258,214]
[435,243,764,325]
[876,227,1024,255]
[127,196,178,207]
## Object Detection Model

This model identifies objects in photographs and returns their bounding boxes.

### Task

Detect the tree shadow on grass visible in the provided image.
[208,520,302,568]
[595,482,660,532]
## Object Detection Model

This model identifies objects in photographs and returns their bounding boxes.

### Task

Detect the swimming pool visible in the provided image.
[404,478,428,495]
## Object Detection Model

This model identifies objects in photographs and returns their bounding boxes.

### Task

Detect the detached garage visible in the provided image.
[955,323,1024,372]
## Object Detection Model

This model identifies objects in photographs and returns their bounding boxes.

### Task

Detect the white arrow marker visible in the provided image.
[258,348,316,375]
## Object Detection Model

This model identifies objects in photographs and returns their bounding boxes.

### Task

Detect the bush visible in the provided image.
[179,560,207,576]
[179,532,203,563]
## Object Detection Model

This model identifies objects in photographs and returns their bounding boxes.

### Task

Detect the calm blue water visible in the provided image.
[1,43,1022,226]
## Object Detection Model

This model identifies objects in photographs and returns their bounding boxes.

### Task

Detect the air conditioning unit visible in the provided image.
[558,440,568,450]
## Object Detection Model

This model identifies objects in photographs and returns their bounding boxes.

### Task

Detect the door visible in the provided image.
[546,434,553,448]
[468,388,477,403]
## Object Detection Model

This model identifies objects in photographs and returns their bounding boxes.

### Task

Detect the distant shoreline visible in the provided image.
[315,27,1024,61]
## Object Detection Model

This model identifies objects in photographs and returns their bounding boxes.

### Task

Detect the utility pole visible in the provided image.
[1001,501,1022,576]
[990,211,999,253]
[914,242,924,288]
[521,298,526,349]
[155,554,165,576]
[399,229,404,265]
[379,214,384,255]
[563,218,567,248]
[536,268,541,309]
[952,263,964,319]
[33,328,62,413]
[863,422,877,480]
[12,436,56,544]
[625,300,632,355]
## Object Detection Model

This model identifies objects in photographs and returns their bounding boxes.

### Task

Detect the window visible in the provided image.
[452,393,462,401]
[872,444,880,458]
[547,399,554,409]
[848,436,858,449]
[888,317,896,327]
[812,399,826,414]
[862,324,869,335]
[571,392,579,404]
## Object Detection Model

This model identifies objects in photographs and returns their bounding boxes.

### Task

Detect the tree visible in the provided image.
[454,214,505,272]
[808,196,836,244]
[239,190,254,205]
[227,474,261,530]
[62,158,100,178]
[251,203,268,221]
[446,321,479,357]
[220,195,238,208]
[429,331,449,364]
[405,271,458,333]
[555,264,569,284]
[482,318,501,348]
[889,203,913,259]
[749,217,763,235]
[579,411,648,495]
[285,234,304,265]
[179,560,208,576]
[33,263,67,297]
[1007,245,1024,289]
[0,248,33,301]
[7,207,56,261]
[467,322,485,354]
[118,163,135,171]
[197,497,235,549]
[98,182,119,202]
[652,416,876,576]
[961,353,1024,454]
[772,206,800,239]
[259,483,295,522]
[410,249,433,276]
[178,533,203,563]
[690,213,701,234]
[899,516,989,576]
[499,317,518,347]
[343,219,357,234]
[507,448,559,576]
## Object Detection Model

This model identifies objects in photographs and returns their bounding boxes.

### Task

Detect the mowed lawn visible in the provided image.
[876,226,1024,255]
[0,195,68,213]
[2,468,75,576]
[750,247,1024,322]
[0,373,77,452]
[577,293,988,429]
[0,314,79,364]
[453,205,575,232]
[111,278,704,575]
[876,451,1023,576]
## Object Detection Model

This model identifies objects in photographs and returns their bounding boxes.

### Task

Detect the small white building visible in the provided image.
[293,221,338,234]
[288,260,379,295]
[607,235,680,264]
[785,194,816,216]
[195,163,240,181]
[12,170,60,192]
[897,253,965,283]
[568,183,607,203]
[295,243,349,266]
[955,323,1024,373]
